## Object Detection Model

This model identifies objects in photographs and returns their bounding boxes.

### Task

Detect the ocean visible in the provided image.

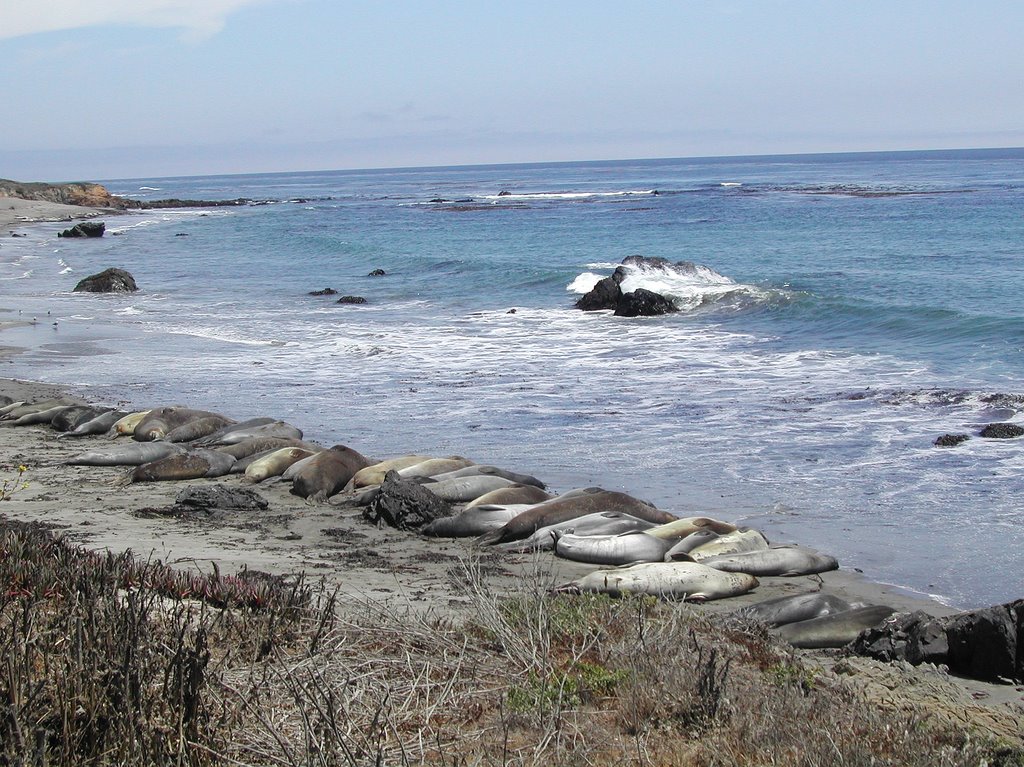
[2,148,1022,609]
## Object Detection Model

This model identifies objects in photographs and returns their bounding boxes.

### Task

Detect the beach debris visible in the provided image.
[72,266,137,292]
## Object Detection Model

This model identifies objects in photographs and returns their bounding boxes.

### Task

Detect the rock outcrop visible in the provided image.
[980,423,1024,439]
[574,255,681,317]
[58,221,105,238]
[73,267,138,293]
[363,470,452,530]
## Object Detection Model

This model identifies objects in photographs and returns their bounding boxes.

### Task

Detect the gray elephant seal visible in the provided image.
[554,561,758,602]
[425,464,546,489]
[552,530,675,566]
[191,417,281,446]
[421,475,519,503]
[477,488,676,546]
[700,545,839,576]
[65,442,186,466]
[502,511,658,552]
[59,409,127,438]
[291,445,370,501]
[50,405,107,433]
[215,436,317,460]
[683,528,771,561]
[208,420,303,445]
[464,484,552,509]
[420,505,524,537]
[776,605,897,648]
[6,404,80,427]
[1,398,77,421]
[125,449,236,483]
[735,592,859,627]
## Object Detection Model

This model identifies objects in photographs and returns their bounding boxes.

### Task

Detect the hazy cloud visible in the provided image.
[0,0,281,42]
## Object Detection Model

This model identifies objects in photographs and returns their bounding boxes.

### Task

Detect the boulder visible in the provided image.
[934,433,970,447]
[944,600,1023,683]
[337,295,367,305]
[363,470,452,530]
[73,267,138,293]
[575,276,622,311]
[851,610,949,665]
[58,221,105,238]
[614,288,678,317]
[368,269,386,277]
[309,288,338,296]
[980,423,1024,439]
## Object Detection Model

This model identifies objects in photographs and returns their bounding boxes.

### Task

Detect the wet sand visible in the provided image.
[0,196,113,231]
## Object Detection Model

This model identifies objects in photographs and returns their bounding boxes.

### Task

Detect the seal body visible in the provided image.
[552,530,674,566]
[60,409,127,437]
[644,516,738,540]
[420,505,524,537]
[65,442,185,466]
[776,605,897,648]
[291,445,370,501]
[244,447,317,483]
[477,488,676,546]
[464,484,552,509]
[397,457,475,479]
[735,592,858,627]
[421,475,518,503]
[127,449,235,483]
[165,415,236,443]
[112,410,152,436]
[215,437,316,460]
[681,528,771,561]
[350,455,433,488]
[556,561,758,602]
[133,408,226,442]
[426,465,546,489]
[503,511,658,552]
[700,545,839,576]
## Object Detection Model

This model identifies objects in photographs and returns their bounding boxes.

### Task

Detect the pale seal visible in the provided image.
[420,475,519,503]
[552,530,675,566]
[65,442,186,466]
[349,455,434,488]
[58,409,127,438]
[243,447,318,483]
[554,561,758,602]
[500,511,658,552]
[425,464,546,489]
[112,410,152,436]
[681,528,771,561]
[464,484,552,509]
[700,545,839,577]
[644,516,738,540]
[396,457,475,479]
[420,505,526,537]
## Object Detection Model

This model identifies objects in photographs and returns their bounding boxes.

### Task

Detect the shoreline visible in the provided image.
[0,196,117,231]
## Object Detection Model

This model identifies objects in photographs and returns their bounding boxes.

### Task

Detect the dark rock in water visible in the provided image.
[309,287,338,296]
[58,221,105,238]
[575,275,622,311]
[934,433,970,447]
[497,190,512,196]
[944,600,1023,683]
[337,295,367,305]
[851,610,949,665]
[429,198,450,203]
[364,470,452,530]
[175,232,189,237]
[73,267,138,293]
[614,288,678,317]
[175,485,269,511]
[980,422,1024,439]
[507,308,517,314]
[368,268,386,277]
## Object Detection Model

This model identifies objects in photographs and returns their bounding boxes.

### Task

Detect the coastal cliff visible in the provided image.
[0,178,250,210]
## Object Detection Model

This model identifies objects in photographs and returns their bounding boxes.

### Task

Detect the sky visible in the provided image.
[1,0,1022,181]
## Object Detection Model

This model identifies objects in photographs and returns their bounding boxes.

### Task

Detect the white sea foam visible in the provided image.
[720,182,742,187]
[566,272,604,294]
[479,189,656,201]
[139,186,161,191]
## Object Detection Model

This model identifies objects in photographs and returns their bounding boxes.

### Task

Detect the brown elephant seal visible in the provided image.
[735,592,860,628]
[58,409,128,438]
[477,488,676,546]
[201,420,303,446]
[190,417,281,446]
[244,447,318,483]
[133,407,227,442]
[464,484,552,509]
[644,516,738,541]
[554,561,758,602]
[164,415,236,443]
[124,449,236,483]
[215,436,317,460]
[776,605,897,648]
[700,545,839,577]
[290,445,370,502]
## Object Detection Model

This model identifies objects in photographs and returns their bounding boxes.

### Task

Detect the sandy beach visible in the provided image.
[0,196,114,232]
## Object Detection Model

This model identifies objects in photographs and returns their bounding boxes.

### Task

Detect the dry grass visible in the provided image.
[1,518,1019,766]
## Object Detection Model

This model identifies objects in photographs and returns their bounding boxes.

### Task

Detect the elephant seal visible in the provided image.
[735,592,859,627]
[65,441,186,466]
[420,475,519,503]
[244,447,318,483]
[5,404,80,427]
[477,488,676,546]
[554,561,758,602]
[290,445,370,501]
[501,511,658,552]
[662,530,720,559]
[683,528,771,561]
[206,420,303,445]
[425,464,546,489]
[191,417,281,446]
[349,455,433,488]
[165,415,236,443]
[396,457,475,479]
[133,408,227,442]
[644,516,738,540]
[464,484,552,509]
[1,398,77,421]
[126,449,236,483]
[58,409,127,438]
[0,400,26,416]
[420,505,525,537]
[112,410,152,436]
[700,545,839,577]
[215,436,317,460]
[776,605,897,648]
[552,530,675,566]
[50,405,107,432]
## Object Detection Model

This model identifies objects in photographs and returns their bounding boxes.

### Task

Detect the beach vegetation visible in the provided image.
[0,519,1013,766]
